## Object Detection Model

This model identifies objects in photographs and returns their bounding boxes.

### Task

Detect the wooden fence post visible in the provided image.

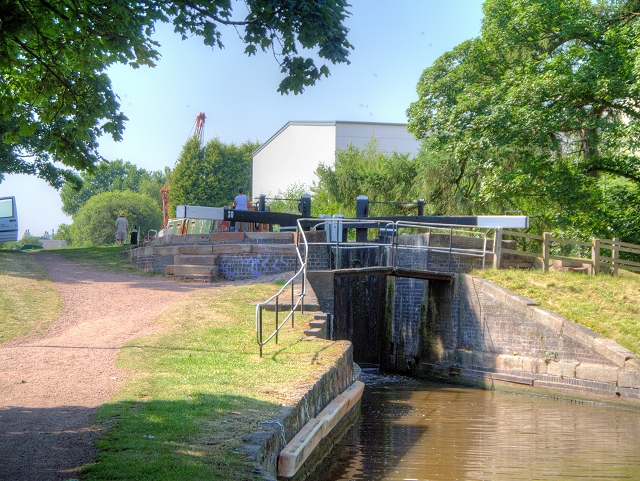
[612,237,620,276]
[592,238,600,276]
[543,232,550,273]
[493,227,503,270]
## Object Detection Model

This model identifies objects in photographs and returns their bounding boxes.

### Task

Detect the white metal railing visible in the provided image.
[255,219,494,355]
[255,219,309,357]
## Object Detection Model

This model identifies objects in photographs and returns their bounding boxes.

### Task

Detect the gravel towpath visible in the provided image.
[0,252,210,480]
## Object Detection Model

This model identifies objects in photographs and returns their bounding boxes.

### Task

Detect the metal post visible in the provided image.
[301,268,305,314]
[448,227,453,272]
[493,227,503,270]
[275,298,279,344]
[259,194,266,211]
[417,199,425,216]
[356,195,369,242]
[291,276,295,327]
[259,308,263,357]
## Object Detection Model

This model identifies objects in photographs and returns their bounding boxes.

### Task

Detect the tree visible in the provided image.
[72,191,162,246]
[314,139,421,217]
[1,0,353,187]
[59,159,168,216]
[168,137,259,212]
[54,223,73,246]
[406,0,640,241]
[268,182,311,215]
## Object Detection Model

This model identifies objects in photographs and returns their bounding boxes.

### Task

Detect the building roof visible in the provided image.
[253,120,410,156]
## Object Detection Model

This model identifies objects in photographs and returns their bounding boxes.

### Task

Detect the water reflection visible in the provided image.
[327,371,640,481]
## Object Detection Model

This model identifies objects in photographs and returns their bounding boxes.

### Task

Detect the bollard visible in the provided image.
[355,195,369,242]
[259,194,266,212]
[298,193,312,217]
[355,195,369,218]
[417,199,425,216]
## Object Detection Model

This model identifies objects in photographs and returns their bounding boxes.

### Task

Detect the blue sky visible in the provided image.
[1,1,483,236]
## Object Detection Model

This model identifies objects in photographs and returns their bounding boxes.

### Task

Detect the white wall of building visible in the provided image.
[252,121,420,200]
[253,122,335,199]
[335,122,420,156]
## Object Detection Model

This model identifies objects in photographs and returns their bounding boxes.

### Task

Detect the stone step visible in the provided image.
[174,254,220,266]
[567,266,589,274]
[552,259,584,268]
[166,264,219,280]
[304,327,323,337]
[309,320,326,329]
[313,313,328,321]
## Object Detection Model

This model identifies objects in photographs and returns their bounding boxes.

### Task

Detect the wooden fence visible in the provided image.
[492,228,640,275]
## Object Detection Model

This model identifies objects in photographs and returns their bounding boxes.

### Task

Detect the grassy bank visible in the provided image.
[53,245,145,274]
[82,283,346,480]
[0,251,61,343]
[475,269,640,355]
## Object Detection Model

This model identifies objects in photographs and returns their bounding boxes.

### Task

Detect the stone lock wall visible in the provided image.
[390,274,640,403]
[239,342,356,480]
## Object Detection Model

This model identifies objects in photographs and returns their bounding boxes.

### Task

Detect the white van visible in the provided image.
[0,196,18,243]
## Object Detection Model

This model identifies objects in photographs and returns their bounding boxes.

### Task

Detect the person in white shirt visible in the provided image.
[233,187,249,232]
[115,212,129,246]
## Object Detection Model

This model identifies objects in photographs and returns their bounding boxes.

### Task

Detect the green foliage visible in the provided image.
[1,0,352,187]
[60,160,168,216]
[406,0,640,242]
[54,223,73,246]
[314,139,423,217]
[168,137,259,212]
[268,182,309,214]
[72,191,163,246]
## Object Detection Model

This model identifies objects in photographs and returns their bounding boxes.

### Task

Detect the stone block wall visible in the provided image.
[239,342,355,479]
[415,274,640,403]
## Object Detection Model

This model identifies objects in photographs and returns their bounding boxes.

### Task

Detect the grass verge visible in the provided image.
[0,251,61,343]
[82,282,348,480]
[53,245,149,274]
[475,268,640,355]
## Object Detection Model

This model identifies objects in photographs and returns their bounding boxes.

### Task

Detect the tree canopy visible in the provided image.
[406,0,640,241]
[72,190,163,246]
[168,137,258,212]
[59,159,169,216]
[1,0,352,187]
[314,139,420,217]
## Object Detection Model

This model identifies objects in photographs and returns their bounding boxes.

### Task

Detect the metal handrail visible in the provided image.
[255,219,493,355]
[255,219,309,357]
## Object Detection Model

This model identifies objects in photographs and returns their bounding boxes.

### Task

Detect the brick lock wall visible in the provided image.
[457,276,613,365]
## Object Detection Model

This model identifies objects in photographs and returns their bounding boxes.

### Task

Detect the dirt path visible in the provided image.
[0,252,211,481]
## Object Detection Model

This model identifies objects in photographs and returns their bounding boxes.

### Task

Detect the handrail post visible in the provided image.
[291,276,295,327]
[493,227,503,270]
[259,308,263,357]
[612,237,619,276]
[592,238,600,276]
[275,297,279,344]
[543,232,550,273]
[448,227,453,272]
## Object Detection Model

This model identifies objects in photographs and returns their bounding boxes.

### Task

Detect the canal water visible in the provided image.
[324,370,640,481]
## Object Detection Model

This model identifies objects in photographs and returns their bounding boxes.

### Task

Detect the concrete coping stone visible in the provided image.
[593,338,635,367]
[530,307,565,334]
[561,320,600,349]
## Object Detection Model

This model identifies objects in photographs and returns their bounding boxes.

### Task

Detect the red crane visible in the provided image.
[160,112,206,230]
[194,112,206,143]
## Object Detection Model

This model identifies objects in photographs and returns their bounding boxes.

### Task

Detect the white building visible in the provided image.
[252,121,420,199]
